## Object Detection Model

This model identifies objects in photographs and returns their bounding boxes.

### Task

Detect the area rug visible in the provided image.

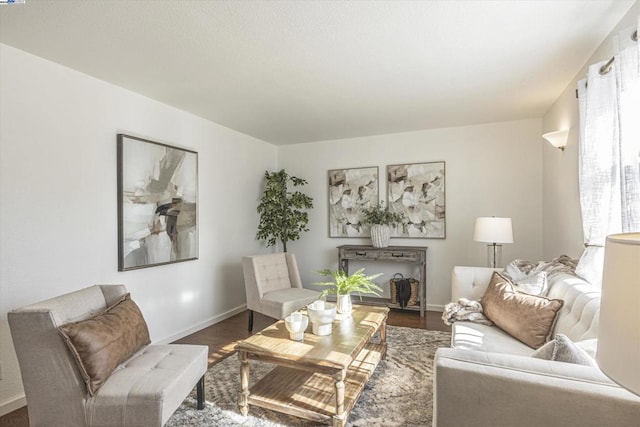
[166,326,451,426]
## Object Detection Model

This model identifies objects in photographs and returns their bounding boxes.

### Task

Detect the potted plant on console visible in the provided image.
[314,268,383,315]
[361,201,405,248]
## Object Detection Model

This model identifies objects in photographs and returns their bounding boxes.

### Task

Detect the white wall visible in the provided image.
[278,119,544,309]
[0,44,277,414]
[542,1,640,259]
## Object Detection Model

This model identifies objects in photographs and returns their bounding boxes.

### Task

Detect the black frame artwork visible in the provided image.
[117,134,199,271]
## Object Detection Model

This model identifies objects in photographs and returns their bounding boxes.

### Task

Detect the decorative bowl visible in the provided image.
[306,301,337,335]
[284,312,309,341]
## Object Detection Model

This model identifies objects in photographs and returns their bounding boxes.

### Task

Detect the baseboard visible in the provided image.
[0,394,26,417]
[426,304,444,312]
[157,304,248,344]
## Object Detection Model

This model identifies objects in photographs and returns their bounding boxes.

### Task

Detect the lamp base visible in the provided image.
[486,244,503,268]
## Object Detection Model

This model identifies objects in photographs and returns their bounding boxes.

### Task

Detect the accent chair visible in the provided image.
[242,253,319,331]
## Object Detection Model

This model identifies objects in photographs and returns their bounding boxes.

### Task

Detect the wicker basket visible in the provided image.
[389,273,419,307]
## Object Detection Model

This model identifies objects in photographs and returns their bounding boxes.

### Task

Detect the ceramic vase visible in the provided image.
[370,224,391,248]
[337,293,353,315]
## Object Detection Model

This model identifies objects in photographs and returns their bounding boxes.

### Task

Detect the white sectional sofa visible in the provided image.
[433,266,640,427]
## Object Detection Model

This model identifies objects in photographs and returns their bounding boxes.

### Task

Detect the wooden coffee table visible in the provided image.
[235,305,389,426]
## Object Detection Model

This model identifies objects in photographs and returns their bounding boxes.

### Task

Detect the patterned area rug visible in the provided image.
[166,326,451,426]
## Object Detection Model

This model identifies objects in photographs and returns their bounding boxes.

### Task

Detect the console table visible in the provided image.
[337,245,428,317]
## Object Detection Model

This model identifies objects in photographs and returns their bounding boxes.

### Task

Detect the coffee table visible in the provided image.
[235,305,389,427]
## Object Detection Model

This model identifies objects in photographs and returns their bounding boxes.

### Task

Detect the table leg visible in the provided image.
[333,369,347,427]
[380,318,388,360]
[238,351,250,416]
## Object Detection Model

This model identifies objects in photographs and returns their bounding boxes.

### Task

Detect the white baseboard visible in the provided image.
[426,304,444,312]
[0,394,26,417]
[156,304,248,344]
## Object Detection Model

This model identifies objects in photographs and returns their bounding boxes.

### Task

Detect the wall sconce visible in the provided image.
[542,129,570,151]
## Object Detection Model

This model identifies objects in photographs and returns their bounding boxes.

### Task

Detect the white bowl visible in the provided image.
[306,301,337,335]
[284,313,308,341]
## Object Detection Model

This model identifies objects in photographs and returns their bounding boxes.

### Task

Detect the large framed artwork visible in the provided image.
[328,166,379,237]
[117,134,198,271]
[387,161,445,238]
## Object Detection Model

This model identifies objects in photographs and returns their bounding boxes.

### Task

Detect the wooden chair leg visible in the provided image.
[248,310,254,332]
[196,375,205,410]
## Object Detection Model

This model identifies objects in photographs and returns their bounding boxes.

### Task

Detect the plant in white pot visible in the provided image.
[314,268,383,315]
[361,201,405,248]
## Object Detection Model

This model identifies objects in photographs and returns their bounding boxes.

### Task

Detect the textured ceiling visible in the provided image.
[0,0,636,145]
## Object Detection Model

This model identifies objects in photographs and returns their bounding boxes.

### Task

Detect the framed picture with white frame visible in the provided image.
[387,161,445,239]
[328,166,379,237]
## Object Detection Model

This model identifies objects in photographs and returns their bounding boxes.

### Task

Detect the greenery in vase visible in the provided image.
[256,169,313,252]
[314,268,384,298]
[361,201,405,226]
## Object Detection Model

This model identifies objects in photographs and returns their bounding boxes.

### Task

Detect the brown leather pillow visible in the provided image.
[481,272,564,349]
[58,293,150,395]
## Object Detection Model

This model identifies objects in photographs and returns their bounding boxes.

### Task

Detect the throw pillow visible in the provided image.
[532,334,597,366]
[513,271,548,296]
[58,293,150,396]
[481,272,564,349]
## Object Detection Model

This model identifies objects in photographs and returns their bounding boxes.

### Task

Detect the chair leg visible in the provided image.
[248,310,254,332]
[196,375,205,410]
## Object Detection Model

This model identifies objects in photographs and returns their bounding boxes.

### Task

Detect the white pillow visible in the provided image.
[532,334,597,367]
[513,272,548,296]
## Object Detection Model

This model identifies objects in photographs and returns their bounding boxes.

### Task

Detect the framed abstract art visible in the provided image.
[117,134,198,271]
[387,161,445,238]
[328,166,379,237]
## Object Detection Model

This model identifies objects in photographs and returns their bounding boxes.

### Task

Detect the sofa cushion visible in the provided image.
[86,344,208,425]
[58,293,150,395]
[532,334,597,366]
[481,272,564,349]
[451,322,535,356]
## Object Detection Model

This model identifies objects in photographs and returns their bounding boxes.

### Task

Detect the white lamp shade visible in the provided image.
[474,217,513,244]
[542,129,570,150]
[597,232,640,396]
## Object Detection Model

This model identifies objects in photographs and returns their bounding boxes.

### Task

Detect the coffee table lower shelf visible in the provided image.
[245,342,386,425]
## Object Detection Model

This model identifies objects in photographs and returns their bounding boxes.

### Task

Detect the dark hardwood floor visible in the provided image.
[0,308,449,426]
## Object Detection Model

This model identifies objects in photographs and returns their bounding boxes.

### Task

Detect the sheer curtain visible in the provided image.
[577,19,640,288]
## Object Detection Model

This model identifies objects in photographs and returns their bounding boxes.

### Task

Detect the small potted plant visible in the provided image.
[361,201,405,248]
[314,268,383,315]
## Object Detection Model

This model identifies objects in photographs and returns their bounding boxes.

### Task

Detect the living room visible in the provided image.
[1,1,639,426]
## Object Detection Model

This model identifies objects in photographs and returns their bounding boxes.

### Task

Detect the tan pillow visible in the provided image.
[481,272,564,349]
[58,293,150,395]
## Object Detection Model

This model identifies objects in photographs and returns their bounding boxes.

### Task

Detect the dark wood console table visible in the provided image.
[337,245,428,317]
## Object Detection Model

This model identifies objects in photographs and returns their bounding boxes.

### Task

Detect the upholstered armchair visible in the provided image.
[8,285,208,426]
[242,253,319,331]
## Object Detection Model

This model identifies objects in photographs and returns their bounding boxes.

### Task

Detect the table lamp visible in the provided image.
[474,217,513,268]
[597,232,640,396]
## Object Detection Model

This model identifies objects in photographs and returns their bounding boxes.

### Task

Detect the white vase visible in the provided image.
[337,293,352,315]
[370,224,391,248]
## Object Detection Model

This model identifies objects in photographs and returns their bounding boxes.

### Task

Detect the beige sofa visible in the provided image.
[433,266,640,427]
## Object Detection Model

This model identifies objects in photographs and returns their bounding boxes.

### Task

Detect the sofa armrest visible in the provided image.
[451,266,502,301]
[433,348,640,427]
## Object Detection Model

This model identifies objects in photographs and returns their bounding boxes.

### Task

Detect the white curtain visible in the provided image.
[577,20,640,288]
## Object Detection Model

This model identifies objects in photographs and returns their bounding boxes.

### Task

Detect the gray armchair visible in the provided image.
[242,253,319,331]
[8,284,208,426]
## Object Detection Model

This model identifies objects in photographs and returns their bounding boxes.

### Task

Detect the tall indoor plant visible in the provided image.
[361,201,405,248]
[256,169,313,252]
[314,268,383,314]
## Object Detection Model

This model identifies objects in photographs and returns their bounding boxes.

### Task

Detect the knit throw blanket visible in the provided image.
[442,298,493,326]
[503,255,578,281]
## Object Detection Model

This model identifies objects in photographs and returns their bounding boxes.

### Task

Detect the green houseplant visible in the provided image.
[256,169,313,252]
[361,201,405,248]
[314,268,383,314]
